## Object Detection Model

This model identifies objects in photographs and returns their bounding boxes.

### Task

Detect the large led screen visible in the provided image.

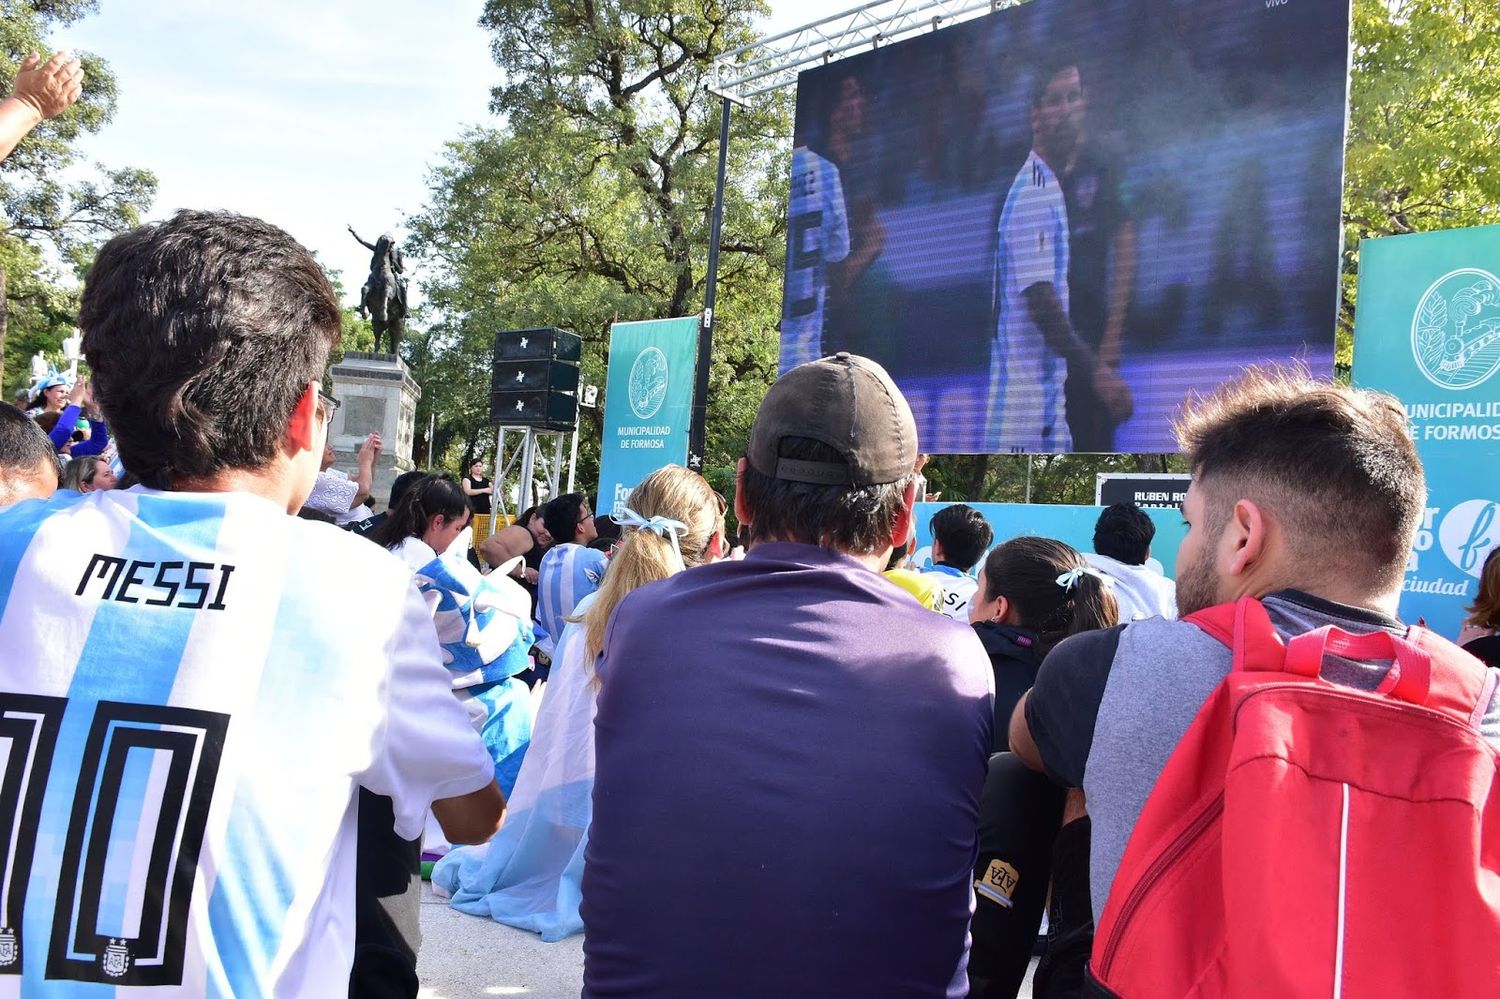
[782,0,1350,453]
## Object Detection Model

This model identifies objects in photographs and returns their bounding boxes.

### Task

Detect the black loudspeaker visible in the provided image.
[490,328,581,429]
[493,327,582,363]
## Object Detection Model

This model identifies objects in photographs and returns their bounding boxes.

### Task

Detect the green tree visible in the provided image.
[1339,0,1500,373]
[1,1,156,394]
[408,0,788,498]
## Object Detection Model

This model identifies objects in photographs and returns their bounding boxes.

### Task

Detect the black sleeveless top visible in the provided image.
[466,476,491,514]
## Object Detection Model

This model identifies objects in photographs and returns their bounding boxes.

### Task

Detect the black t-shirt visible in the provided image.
[1465,634,1500,670]
[465,476,491,515]
[1062,143,1128,348]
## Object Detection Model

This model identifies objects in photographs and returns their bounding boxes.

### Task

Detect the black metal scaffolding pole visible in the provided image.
[688,94,734,472]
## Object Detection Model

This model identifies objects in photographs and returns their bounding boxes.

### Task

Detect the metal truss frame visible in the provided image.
[713,0,1012,101]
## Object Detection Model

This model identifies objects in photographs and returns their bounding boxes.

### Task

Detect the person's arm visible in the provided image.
[47,404,81,449]
[346,224,376,252]
[0,51,83,164]
[1023,282,1132,422]
[349,433,381,509]
[70,420,110,457]
[461,476,486,498]
[479,524,536,578]
[1009,626,1125,785]
[431,781,506,844]
[1098,219,1138,370]
[358,582,507,842]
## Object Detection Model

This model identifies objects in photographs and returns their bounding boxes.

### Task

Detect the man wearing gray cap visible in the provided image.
[581,353,995,998]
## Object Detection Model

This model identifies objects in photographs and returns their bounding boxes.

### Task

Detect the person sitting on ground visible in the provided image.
[0,402,59,508]
[479,502,553,598]
[1011,366,1500,995]
[347,467,426,540]
[884,539,945,610]
[304,425,381,524]
[60,454,117,493]
[372,472,535,795]
[436,464,727,941]
[921,503,995,622]
[1459,547,1500,668]
[0,209,504,994]
[1083,502,1177,621]
[534,492,605,658]
[582,353,994,997]
[966,537,1118,999]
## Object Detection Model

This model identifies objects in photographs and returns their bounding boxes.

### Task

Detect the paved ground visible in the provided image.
[417,883,584,999]
[416,883,1037,998]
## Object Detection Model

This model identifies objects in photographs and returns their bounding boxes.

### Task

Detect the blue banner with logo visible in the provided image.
[596,317,700,518]
[910,502,1187,578]
[1354,226,1500,638]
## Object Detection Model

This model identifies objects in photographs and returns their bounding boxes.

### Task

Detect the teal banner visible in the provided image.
[910,502,1187,578]
[596,317,700,518]
[1354,225,1500,639]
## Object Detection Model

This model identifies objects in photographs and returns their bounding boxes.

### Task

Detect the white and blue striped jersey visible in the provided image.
[0,488,495,997]
[534,544,608,657]
[781,147,850,371]
[988,150,1073,452]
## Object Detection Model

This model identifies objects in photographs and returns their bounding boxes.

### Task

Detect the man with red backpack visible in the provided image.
[1011,365,1500,997]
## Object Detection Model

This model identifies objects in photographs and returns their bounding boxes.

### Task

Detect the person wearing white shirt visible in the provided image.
[920,503,995,623]
[1083,502,1177,621]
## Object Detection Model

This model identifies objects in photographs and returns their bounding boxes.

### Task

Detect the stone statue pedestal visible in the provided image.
[329,352,421,509]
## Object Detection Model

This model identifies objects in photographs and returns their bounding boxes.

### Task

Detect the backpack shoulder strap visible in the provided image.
[1184,597,1285,674]
[1403,625,1497,727]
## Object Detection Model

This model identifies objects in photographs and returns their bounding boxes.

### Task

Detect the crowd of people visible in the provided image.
[1,48,1499,999]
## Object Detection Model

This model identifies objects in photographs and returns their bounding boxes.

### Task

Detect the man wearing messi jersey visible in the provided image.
[987,59,1129,453]
[0,211,504,997]
[781,145,850,371]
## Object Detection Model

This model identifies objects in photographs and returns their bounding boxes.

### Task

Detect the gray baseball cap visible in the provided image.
[748,353,918,487]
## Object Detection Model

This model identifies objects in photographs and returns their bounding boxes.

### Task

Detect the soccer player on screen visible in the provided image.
[987,59,1130,452]
[781,145,850,370]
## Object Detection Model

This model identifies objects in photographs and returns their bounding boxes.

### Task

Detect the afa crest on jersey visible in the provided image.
[102,938,131,978]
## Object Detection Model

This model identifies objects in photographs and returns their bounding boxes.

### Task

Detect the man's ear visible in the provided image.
[286,383,321,455]
[891,478,918,551]
[1224,498,1268,579]
[734,458,753,531]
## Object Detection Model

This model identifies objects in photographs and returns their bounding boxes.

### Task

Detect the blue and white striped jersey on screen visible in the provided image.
[0,487,493,997]
[534,544,608,656]
[781,146,850,371]
[987,149,1073,452]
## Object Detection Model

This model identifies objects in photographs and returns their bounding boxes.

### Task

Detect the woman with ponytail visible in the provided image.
[435,465,725,940]
[967,537,1118,999]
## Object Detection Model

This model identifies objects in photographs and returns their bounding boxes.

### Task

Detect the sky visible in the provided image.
[58,0,860,304]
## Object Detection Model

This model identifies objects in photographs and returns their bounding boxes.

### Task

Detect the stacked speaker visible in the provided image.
[489,327,582,431]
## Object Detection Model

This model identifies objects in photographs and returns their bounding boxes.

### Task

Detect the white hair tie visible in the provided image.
[1056,566,1114,593]
[617,507,688,563]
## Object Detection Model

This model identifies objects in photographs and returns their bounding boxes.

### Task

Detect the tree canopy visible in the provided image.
[1,0,156,395]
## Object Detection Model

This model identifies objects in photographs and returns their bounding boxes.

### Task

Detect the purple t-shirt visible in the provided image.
[582,542,995,998]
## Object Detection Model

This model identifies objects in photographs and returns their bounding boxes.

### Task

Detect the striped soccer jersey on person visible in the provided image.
[534,543,608,657]
[0,487,493,997]
[988,149,1072,452]
[781,146,850,372]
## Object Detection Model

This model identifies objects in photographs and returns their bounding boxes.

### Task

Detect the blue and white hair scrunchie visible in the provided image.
[616,506,689,563]
[1056,565,1114,593]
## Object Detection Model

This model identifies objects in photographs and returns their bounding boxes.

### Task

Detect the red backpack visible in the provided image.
[1087,597,1500,998]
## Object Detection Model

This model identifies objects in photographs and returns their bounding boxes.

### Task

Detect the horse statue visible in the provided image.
[349,225,409,355]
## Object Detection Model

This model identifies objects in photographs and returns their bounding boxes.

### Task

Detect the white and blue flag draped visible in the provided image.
[434,592,600,940]
[413,555,535,796]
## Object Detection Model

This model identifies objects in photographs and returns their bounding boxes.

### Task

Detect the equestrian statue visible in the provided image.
[348,224,409,355]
